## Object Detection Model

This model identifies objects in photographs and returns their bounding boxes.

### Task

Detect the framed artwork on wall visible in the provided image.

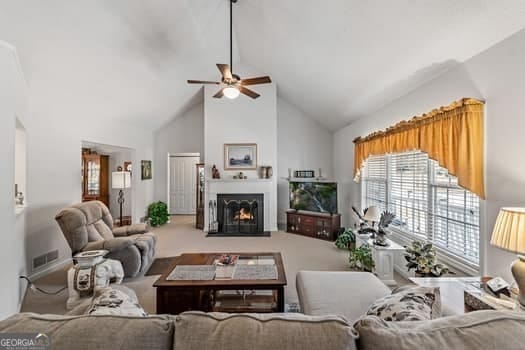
[141,160,152,180]
[224,143,257,170]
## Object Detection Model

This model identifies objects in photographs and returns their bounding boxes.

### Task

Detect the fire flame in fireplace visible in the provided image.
[234,208,254,221]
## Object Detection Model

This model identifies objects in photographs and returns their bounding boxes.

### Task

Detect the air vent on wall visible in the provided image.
[32,249,59,270]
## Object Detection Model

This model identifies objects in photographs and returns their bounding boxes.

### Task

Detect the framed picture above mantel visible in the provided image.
[224,143,257,170]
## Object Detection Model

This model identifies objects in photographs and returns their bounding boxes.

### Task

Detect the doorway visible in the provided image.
[169,154,200,215]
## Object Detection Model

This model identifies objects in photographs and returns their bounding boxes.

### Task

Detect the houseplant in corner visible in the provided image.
[335,228,356,250]
[148,201,169,227]
[348,244,375,272]
[404,240,453,277]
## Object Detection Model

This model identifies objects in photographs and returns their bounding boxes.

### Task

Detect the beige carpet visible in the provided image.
[22,215,409,314]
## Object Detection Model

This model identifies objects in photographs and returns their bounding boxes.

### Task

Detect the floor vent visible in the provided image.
[32,249,59,270]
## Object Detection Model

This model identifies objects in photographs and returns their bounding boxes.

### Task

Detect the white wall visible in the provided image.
[0,43,27,319]
[154,102,204,203]
[334,27,525,282]
[204,65,277,230]
[277,99,333,225]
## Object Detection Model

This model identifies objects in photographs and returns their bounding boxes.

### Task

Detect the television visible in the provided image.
[289,181,338,214]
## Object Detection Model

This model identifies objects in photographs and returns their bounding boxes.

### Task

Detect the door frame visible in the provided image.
[167,153,200,215]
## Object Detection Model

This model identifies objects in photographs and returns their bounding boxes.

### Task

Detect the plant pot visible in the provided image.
[347,242,356,251]
[415,272,433,278]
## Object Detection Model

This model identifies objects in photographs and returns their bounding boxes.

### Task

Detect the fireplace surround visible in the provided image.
[214,193,268,236]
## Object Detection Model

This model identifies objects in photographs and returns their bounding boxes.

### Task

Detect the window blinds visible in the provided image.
[362,151,480,264]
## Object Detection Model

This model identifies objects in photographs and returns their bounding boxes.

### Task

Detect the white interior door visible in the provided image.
[169,156,199,215]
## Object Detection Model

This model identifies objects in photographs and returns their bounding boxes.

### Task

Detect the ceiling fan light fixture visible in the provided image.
[223,86,240,99]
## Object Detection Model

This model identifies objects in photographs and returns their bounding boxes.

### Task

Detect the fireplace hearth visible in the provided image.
[211,193,269,236]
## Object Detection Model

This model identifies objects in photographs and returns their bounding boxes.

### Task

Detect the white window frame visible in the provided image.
[361,152,480,273]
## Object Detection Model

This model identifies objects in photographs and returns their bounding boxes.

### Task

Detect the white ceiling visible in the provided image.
[1,0,525,131]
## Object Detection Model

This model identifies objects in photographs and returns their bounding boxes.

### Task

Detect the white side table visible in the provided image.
[356,234,404,286]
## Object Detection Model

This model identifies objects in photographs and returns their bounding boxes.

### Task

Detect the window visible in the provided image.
[361,151,480,265]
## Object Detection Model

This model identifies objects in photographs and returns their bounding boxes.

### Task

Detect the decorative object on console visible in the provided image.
[366,285,441,321]
[334,228,356,250]
[294,170,315,178]
[124,161,132,176]
[211,164,221,179]
[141,160,152,180]
[260,166,273,179]
[374,211,395,246]
[112,171,131,227]
[233,171,247,179]
[148,201,169,227]
[348,243,375,272]
[224,143,257,170]
[490,207,525,307]
[352,206,375,236]
[404,241,453,277]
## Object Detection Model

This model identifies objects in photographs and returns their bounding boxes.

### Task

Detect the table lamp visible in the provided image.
[490,207,525,306]
[112,171,131,226]
[363,206,381,227]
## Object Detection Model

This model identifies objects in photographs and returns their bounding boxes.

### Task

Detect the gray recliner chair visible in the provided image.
[55,201,156,278]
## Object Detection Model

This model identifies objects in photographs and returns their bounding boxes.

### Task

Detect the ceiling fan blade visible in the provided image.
[216,64,233,80]
[213,88,224,98]
[239,86,260,99]
[187,80,220,85]
[240,76,272,86]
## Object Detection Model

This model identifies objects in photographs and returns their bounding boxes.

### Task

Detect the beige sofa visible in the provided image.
[2,272,525,349]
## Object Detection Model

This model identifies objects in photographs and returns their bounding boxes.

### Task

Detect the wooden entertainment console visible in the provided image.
[286,210,341,241]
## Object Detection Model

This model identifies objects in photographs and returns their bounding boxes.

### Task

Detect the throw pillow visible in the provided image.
[366,286,441,321]
[87,287,147,317]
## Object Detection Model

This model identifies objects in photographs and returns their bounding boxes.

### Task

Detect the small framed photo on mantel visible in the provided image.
[224,143,257,170]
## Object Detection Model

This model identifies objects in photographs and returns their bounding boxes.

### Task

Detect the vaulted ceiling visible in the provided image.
[1,1,525,131]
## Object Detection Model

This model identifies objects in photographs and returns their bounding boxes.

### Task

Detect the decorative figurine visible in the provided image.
[212,165,221,179]
[374,211,396,246]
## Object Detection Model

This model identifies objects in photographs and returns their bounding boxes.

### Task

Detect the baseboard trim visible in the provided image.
[28,257,73,280]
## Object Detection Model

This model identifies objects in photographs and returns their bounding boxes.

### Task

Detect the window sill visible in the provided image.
[388,226,479,276]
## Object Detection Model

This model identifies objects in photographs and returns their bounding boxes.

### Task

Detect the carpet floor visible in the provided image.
[21,215,409,314]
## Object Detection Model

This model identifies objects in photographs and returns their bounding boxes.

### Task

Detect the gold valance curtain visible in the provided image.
[353,98,485,199]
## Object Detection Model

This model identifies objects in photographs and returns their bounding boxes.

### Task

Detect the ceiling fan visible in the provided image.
[187,0,271,99]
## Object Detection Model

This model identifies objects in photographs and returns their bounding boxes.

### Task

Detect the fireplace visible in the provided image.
[216,193,265,235]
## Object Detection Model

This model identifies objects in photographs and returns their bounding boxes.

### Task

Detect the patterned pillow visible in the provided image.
[366,286,441,321]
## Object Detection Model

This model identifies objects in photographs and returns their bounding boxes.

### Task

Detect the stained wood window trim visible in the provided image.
[361,151,480,265]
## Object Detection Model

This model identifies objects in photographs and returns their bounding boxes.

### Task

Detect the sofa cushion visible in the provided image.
[175,312,357,350]
[366,286,441,321]
[87,287,147,317]
[354,310,525,350]
[0,313,174,350]
[296,271,391,323]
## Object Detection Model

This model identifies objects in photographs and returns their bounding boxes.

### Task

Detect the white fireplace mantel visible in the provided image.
[204,178,277,232]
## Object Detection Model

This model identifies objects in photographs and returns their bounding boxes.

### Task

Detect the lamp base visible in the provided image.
[511,255,525,306]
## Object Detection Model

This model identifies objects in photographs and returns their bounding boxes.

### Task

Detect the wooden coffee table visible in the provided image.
[153,252,287,314]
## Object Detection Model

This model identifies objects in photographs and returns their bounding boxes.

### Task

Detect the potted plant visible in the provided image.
[148,201,169,227]
[348,244,375,272]
[335,228,356,250]
[404,240,453,277]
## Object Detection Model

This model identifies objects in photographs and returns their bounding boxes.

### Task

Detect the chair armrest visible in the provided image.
[113,223,148,237]
[82,237,135,253]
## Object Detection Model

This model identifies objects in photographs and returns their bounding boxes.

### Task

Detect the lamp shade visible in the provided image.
[490,207,525,254]
[112,171,131,190]
[363,206,381,222]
